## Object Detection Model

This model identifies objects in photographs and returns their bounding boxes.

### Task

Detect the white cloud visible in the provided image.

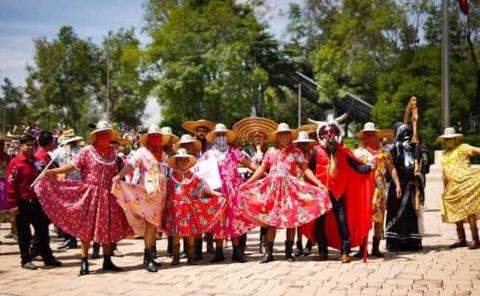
[141,96,162,126]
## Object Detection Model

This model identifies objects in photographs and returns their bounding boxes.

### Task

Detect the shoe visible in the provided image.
[4,232,14,239]
[353,245,364,258]
[150,248,160,267]
[340,255,351,264]
[171,244,180,266]
[468,217,480,250]
[91,243,100,259]
[44,257,62,267]
[102,255,122,272]
[58,239,77,250]
[259,234,266,254]
[210,247,225,263]
[21,261,37,270]
[449,224,467,248]
[260,242,274,264]
[144,248,158,272]
[112,244,124,257]
[317,252,328,261]
[294,240,303,256]
[79,257,89,276]
[231,246,246,263]
[303,240,313,256]
[285,241,295,262]
[371,237,384,258]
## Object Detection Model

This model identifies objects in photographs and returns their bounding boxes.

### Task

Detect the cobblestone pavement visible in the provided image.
[0,165,479,296]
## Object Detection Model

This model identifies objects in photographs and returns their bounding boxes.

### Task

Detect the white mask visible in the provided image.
[215,135,228,151]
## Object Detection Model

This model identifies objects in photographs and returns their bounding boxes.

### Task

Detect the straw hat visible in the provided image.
[379,129,395,142]
[293,131,315,144]
[89,121,120,143]
[160,126,180,144]
[174,134,201,154]
[269,123,298,143]
[296,124,317,135]
[356,122,380,139]
[167,148,197,169]
[58,129,83,146]
[437,127,464,143]
[182,119,216,134]
[139,125,172,147]
[111,135,133,146]
[232,117,278,142]
[206,123,236,144]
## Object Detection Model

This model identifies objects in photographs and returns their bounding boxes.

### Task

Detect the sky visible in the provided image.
[0,0,300,125]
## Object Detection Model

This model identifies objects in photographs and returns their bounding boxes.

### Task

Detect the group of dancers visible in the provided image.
[3,111,480,276]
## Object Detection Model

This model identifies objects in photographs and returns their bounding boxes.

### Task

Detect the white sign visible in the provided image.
[191,158,222,190]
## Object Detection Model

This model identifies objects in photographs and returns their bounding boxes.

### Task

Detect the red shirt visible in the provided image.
[313,144,351,199]
[34,147,51,169]
[6,153,39,208]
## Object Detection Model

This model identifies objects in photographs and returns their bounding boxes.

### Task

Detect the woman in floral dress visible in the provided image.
[35,121,133,276]
[162,148,226,265]
[238,123,331,263]
[200,123,257,263]
[111,125,171,272]
[439,127,480,249]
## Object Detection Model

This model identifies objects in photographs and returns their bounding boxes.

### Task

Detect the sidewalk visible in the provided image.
[0,166,478,296]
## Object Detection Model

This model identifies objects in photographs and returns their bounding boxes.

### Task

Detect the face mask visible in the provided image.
[215,135,228,151]
[95,133,111,147]
[148,135,163,148]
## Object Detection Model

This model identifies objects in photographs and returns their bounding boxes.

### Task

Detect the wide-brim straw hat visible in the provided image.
[58,129,83,146]
[206,123,236,144]
[89,121,120,143]
[174,134,201,154]
[296,124,317,135]
[167,148,197,169]
[379,129,395,141]
[269,123,298,143]
[233,117,278,142]
[357,122,380,139]
[437,127,464,143]
[182,119,216,134]
[293,131,315,144]
[139,125,172,146]
[111,136,133,146]
[160,126,180,144]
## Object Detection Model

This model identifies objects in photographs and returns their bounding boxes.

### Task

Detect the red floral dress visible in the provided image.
[238,146,332,228]
[34,145,133,243]
[162,171,226,237]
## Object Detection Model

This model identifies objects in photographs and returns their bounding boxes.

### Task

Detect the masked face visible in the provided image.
[95,132,111,147]
[443,138,457,150]
[148,134,163,148]
[363,131,379,149]
[215,133,228,147]
[318,125,339,144]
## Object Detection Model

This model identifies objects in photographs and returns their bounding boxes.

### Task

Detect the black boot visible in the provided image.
[468,217,480,250]
[285,241,295,262]
[152,242,157,259]
[144,248,158,272]
[450,224,467,248]
[195,237,203,260]
[259,234,266,254]
[260,242,274,264]
[92,243,100,259]
[303,240,312,256]
[167,236,173,257]
[171,244,180,266]
[102,255,122,272]
[150,248,160,267]
[210,247,225,263]
[371,237,384,258]
[354,245,364,258]
[232,246,247,263]
[294,240,303,256]
[79,256,89,276]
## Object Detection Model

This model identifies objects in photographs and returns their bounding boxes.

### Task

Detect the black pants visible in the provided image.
[16,199,53,264]
[315,193,351,255]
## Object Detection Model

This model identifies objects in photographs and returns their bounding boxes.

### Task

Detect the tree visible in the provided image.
[0,78,28,132]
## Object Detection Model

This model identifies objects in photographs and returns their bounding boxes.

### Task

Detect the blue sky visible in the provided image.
[0,0,299,124]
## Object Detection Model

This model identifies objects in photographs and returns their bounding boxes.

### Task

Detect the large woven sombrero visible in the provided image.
[182,119,216,134]
[233,117,278,142]
[296,124,317,135]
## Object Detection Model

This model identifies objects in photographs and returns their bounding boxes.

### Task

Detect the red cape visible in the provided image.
[301,147,374,250]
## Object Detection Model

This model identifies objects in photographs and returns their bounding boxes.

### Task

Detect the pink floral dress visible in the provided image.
[238,146,332,228]
[162,171,226,237]
[34,146,133,243]
[201,146,256,239]
[112,147,168,235]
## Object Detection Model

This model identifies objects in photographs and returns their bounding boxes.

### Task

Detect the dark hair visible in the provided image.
[19,135,36,144]
[38,131,54,147]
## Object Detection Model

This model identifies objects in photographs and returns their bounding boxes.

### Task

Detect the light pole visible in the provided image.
[298,83,302,128]
[441,0,450,129]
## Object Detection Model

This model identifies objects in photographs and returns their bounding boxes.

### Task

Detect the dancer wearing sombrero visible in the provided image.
[34,121,134,275]
[201,123,257,263]
[239,123,332,263]
[112,125,171,272]
[233,117,278,254]
[162,148,226,265]
[438,127,480,249]
[353,122,402,258]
